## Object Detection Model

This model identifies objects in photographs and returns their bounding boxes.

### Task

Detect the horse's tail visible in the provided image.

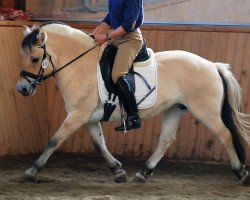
[216,63,250,164]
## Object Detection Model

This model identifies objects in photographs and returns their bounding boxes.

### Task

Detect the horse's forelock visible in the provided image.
[21,27,40,51]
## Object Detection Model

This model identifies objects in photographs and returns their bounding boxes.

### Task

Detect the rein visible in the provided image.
[20,43,98,87]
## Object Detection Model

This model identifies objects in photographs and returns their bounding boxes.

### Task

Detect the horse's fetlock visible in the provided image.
[110,165,122,175]
[20,167,38,182]
[233,164,250,186]
[25,167,37,175]
[109,162,127,183]
[33,161,44,172]
[138,165,154,179]
[233,165,247,179]
[114,169,127,183]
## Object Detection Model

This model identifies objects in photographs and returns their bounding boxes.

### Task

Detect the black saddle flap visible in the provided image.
[99,44,118,95]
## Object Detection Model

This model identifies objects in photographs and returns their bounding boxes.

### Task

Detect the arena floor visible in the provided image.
[0,153,249,200]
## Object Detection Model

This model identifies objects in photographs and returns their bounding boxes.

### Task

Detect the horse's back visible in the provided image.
[149,50,224,114]
[155,50,216,70]
[155,50,221,84]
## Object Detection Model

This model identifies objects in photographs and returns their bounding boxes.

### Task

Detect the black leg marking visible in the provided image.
[93,141,127,183]
[139,165,153,179]
[48,138,57,148]
[109,163,127,183]
[233,165,250,186]
[133,164,153,183]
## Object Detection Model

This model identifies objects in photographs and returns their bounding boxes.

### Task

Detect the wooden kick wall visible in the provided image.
[0,21,250,163]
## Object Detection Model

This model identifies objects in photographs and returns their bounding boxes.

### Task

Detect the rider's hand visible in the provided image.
[94,34,107,45]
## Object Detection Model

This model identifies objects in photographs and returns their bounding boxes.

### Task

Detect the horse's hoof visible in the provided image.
[114,170,127,183]
[240,171,250,186]
[19,168,37,183]
[132,172,147,183]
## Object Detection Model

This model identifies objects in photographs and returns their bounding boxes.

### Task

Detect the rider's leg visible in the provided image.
[111,29,143,83]
[111,29,143,132]
[114,75,141,131]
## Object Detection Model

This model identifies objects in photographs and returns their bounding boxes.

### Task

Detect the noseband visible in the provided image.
[20,43,97,87]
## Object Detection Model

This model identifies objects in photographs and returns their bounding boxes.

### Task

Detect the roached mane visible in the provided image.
[21,22,67,51]
[21,21,95,53]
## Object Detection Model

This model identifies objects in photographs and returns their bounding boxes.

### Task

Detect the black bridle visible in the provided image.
[20,43,97,87]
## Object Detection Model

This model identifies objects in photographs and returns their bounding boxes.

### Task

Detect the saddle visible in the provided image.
[99,40,155,121]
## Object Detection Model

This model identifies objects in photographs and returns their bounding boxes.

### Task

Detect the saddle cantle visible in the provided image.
[98,40,157,121]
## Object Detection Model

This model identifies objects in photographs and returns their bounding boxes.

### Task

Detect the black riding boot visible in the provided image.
[114,76,141,132]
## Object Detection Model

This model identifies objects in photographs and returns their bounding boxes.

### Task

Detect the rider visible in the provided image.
[92,0,144,132]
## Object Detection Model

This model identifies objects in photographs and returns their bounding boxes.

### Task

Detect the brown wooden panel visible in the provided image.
[0,22,249,164]
[0,26,49,155]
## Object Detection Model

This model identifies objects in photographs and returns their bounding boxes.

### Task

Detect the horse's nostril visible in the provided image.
[22,87,28,94]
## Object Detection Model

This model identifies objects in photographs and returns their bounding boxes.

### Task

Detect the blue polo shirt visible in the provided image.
[102,0,144,32]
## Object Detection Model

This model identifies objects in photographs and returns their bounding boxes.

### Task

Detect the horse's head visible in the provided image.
[16,25,51,96]
[16,23,97,97]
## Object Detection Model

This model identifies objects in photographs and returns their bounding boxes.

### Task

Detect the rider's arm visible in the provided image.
[92,11,111,35]
[122,0,141,32]
[94,26,127,45]
[92,22,110,35]
[108,26,127,40]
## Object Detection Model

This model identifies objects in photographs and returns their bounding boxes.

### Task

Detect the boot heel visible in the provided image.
[131,118,141,129]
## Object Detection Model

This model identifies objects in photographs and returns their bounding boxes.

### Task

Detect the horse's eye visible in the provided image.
[31,57,39,63]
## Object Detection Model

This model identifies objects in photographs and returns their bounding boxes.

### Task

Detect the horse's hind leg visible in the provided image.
[21,111,87,182]
[198,114,249,185]
[133,106,185,182]
[86,122,127,183]
[188,91,249,186]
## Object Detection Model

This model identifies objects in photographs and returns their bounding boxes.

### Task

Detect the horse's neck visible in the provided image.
[58,49,100,112]
[45,31,99,112]
[46,31,95,63]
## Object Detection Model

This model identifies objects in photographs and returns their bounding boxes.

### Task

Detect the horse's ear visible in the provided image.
[37,32,47,46]
[22,25,31,36]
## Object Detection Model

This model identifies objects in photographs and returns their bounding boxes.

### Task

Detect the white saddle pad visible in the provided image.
[97,48,157,109]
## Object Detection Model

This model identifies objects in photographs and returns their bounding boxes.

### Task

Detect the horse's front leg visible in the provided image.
[86,122,127,183]
[21,111,85,182]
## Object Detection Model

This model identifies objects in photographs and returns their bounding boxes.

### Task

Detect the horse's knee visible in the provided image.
[160,133,176,144]
[48,137,58,148]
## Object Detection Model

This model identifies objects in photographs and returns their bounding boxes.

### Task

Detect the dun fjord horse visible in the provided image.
[16,23,250,185]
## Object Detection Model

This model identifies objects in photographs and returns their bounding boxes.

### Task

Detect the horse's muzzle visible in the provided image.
[16,79,36,96]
